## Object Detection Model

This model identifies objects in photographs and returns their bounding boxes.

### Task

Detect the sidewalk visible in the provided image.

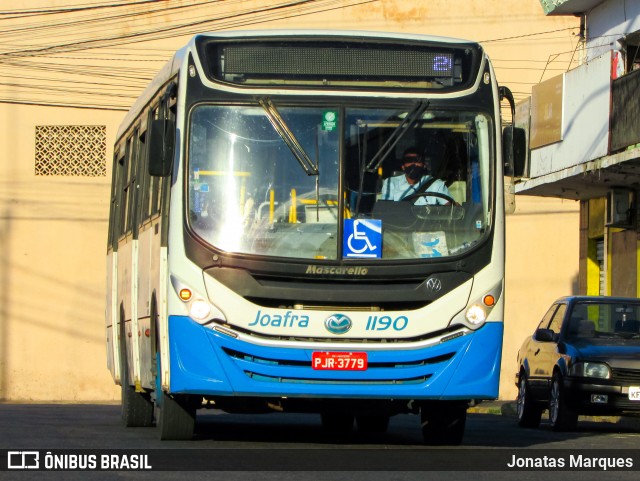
[468,400,512,416]
[469,400,640,429]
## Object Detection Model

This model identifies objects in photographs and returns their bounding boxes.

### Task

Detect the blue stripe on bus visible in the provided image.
[168,315,502,399]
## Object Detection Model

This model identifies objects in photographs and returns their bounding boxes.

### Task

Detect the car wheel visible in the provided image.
[516,374,543,428]
[548,372,578,431]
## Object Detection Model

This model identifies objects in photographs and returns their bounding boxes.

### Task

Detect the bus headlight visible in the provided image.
[189,299,212,321]
[170,275,226,324]
[466,305,487,326]
[449,282,502,330]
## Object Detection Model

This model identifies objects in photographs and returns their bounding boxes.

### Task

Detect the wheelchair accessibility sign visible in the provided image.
[343,219,382,258]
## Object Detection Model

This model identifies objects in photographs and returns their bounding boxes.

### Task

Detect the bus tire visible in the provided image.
[420,402,467,446]
[356,415,390,433]
[119,319,153,428]
[152,348,196,440]
[156,392,196,440]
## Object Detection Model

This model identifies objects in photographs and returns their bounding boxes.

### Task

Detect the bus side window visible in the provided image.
[129,128,144,237]
[107,151,122,249]
[136,126,150,225]
[148,105,164,217]
[116,151,128,239]
[121,136,135,236]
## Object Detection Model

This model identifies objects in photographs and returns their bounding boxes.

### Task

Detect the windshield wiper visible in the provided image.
[353,122,369,216]
[258,97,318,176]
[365,100,429,172]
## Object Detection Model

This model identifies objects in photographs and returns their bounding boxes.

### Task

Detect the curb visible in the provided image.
[467,401,515,416]
[468,401,640,428]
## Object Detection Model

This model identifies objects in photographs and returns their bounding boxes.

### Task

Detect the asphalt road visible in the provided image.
[0,402,639,480]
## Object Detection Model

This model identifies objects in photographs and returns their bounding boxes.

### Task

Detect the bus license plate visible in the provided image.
[629,386,640,401]
[312,352,367,371]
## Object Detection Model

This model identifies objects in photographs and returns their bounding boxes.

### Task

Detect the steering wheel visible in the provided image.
[402,191,457,205]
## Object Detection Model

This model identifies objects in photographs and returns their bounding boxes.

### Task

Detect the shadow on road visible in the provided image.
[0,403,638,449]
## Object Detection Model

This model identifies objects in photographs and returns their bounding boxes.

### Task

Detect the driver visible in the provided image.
[380,147,451,205]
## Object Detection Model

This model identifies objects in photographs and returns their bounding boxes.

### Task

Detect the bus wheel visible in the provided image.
[420,402,467,446]
[153,351,196,440]
[320,413,354,435]
[119,321,153,427]
[156,392,196,440]
[356,415,390,433]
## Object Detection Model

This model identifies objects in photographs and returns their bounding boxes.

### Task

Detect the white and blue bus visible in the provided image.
[106,30,523,443]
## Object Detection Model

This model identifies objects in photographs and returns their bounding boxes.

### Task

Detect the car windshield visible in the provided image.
[566,301,640,342]
[187,103,493,260]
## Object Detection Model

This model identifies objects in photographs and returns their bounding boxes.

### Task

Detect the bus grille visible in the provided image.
[220,346,455,385]
[243,372,431,385]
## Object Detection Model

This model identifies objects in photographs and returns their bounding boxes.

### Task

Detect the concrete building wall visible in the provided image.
[586,0,640,59]
[502,196,580,399]
[0,0,579,401]
[529,51,612,177]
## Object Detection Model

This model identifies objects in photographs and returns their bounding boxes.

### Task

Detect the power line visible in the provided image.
[0,1,224,44]
[480,27,579,43]
[0,1,587,111]
[0,0,167,17]
[0,0,380,110]
[0,0,375,60]
[0,98,130,111]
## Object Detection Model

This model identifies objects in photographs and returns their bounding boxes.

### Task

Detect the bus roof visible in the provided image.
[193,29,477,45]
[116,29,482,141]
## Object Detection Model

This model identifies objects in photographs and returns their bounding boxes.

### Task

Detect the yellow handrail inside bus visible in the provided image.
[269,189,275,224]
[289,188,297,223]
[196,170,251,177]
[239,181,246,216]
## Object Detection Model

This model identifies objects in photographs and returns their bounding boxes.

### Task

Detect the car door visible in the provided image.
[534,303,567,390]
[526,303,566,391]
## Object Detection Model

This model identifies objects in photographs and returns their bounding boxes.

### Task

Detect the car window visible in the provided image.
[548,304,567,334]
[537,304,559,330]
[566,301,640,341]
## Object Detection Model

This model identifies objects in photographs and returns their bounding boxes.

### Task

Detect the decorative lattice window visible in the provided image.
[35,125,107,176]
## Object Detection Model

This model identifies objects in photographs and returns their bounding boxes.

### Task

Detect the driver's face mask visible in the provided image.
[404,163,425,181]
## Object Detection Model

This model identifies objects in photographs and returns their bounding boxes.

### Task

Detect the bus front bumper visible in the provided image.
[167,315,503,400]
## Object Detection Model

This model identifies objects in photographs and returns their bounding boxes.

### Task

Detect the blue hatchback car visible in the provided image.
[516,296,640,430]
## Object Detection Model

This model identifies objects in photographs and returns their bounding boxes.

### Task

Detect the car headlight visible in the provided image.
[570,362,611,379]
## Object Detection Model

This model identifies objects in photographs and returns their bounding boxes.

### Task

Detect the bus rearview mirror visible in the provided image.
[502,126,527,178]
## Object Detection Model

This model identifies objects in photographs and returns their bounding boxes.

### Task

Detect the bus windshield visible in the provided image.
[187,103,493,260]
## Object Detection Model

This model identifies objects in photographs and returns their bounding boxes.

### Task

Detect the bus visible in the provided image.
[106,30,524,444]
